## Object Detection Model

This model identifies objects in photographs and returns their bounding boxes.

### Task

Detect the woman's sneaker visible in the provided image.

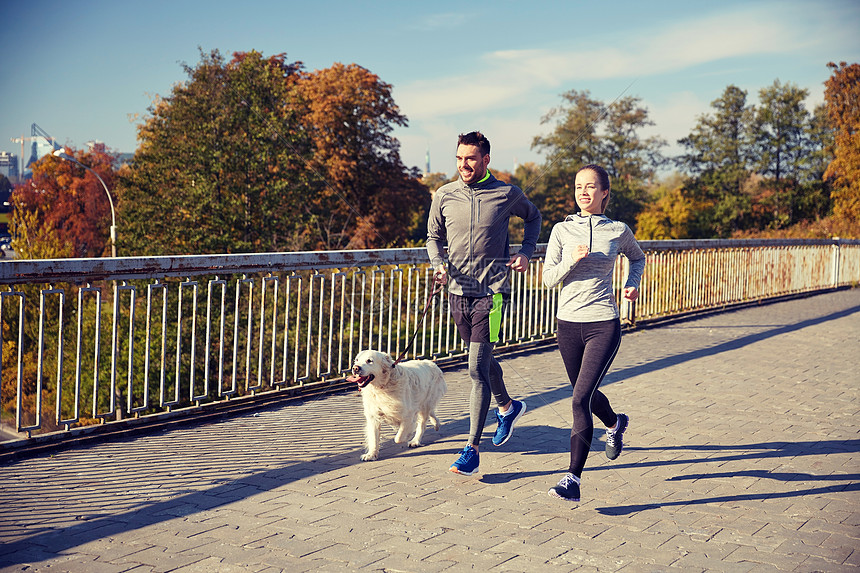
[449,445,479,476]
[605,413,628,460]
[548,473,580,502]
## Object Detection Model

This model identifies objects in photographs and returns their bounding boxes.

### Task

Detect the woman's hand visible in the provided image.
[568,244,590,266]
[623,287,639,301]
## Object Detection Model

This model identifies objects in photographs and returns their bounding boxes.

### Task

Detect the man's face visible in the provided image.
[456,144,489,185]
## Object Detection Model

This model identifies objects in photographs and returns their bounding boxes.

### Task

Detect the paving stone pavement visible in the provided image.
[0,289,858,573]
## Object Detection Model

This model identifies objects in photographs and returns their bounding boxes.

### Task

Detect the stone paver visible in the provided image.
[0,289,858,572]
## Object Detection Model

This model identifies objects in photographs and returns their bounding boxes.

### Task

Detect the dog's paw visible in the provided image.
[360,452,379,461]
[407,440,423,448]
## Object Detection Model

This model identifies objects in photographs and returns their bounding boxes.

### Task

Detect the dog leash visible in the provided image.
[393,281,445,366]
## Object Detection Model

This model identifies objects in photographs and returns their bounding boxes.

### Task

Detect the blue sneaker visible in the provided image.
[449,445,479,475]
[548,473,581,502]
[492,399,526,446]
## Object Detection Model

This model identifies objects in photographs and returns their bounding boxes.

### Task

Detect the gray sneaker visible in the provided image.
[605,413,628,460]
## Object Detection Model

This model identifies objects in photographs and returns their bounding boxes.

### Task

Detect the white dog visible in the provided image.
[348,350,447,461]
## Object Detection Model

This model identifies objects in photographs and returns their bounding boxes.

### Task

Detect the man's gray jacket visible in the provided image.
[426,172,542,296]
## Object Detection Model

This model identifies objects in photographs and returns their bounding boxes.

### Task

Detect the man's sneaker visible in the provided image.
[605,413,628,460]
[449,445,479,476]
[492,399,527,446]
[548,473,580,502]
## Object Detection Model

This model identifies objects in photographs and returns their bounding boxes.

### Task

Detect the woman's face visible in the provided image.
[574,169,608,215]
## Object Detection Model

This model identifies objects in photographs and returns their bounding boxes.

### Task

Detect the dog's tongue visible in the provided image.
[346,375,362,383]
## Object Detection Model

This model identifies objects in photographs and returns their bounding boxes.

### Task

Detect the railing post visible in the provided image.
[832,238,842,288]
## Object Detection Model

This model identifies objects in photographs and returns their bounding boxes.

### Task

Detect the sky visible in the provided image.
[1,0,858,179]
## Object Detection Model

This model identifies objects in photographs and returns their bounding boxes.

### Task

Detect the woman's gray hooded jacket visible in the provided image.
[543,213,646,322]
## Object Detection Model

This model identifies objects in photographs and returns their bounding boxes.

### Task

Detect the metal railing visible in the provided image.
[1,238,858,444]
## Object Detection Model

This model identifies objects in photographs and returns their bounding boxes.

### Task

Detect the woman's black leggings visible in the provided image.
[556,318,621,477]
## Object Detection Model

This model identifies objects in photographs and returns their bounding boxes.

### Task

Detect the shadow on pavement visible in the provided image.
[593,438,860,516]
[607,304,860,383]
[595,482,860,516]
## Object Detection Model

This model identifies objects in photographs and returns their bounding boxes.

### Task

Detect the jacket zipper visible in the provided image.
[469,186,474,276]
[588,215,593,252]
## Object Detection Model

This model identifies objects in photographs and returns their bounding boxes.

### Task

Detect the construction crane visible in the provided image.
[9,123,59,178]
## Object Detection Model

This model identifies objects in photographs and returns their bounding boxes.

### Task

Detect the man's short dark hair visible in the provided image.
[458,131,490,156]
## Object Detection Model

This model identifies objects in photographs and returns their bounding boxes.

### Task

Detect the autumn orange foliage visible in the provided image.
[824,62,860,228]
[12,145,117,258]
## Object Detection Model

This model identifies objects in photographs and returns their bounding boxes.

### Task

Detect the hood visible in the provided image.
[563,213,610,224]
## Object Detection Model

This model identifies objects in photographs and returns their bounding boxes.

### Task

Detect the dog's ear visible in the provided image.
[382,353,394,370]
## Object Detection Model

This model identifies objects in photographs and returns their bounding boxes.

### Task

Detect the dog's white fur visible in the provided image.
[351,350,447,461]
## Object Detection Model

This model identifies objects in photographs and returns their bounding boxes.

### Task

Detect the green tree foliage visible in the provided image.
[674,86,753,237]
[119,50,309,255]
[752,80,811,183]
[747,81,818,227]
[795,104,835,221]
[530,90,665,237]
[671,80,835,238]
[119,50,428,256]
[824,61,860,229]
[677,86,752,191]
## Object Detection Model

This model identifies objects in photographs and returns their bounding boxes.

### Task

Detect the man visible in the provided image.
[426,131,542,475]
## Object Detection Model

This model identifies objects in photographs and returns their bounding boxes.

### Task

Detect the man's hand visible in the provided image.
[506,253,529,273]
[433,264,448,285]
[623,287,639,301]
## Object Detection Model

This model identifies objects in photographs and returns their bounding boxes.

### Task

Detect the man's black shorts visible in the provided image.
[449,293,506,343]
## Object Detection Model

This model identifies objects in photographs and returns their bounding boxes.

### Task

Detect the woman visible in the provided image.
[542,164,646,502]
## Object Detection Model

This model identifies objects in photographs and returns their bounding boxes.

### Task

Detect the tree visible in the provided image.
[676,85,754,236]
[11,146,116,259]
[119,49,310,256]
[419,172,455,194]
[120,51,428,255]
[635,174,710,239]
[293,63,429,250]
[793,104,834,221]
[747,80,817,227]
[751,80,811,183]
[530,90,665,236]
[677,86,752,190]
[824,61,860,226]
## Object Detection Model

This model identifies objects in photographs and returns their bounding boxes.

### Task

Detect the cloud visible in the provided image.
[393,0,858,173]
[396,4,815,122]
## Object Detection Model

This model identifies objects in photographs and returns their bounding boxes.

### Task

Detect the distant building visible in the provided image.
[27,139,56,171]
[0,151,18,182]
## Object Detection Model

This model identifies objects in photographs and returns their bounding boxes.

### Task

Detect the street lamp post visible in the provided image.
[53,149,117,257]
